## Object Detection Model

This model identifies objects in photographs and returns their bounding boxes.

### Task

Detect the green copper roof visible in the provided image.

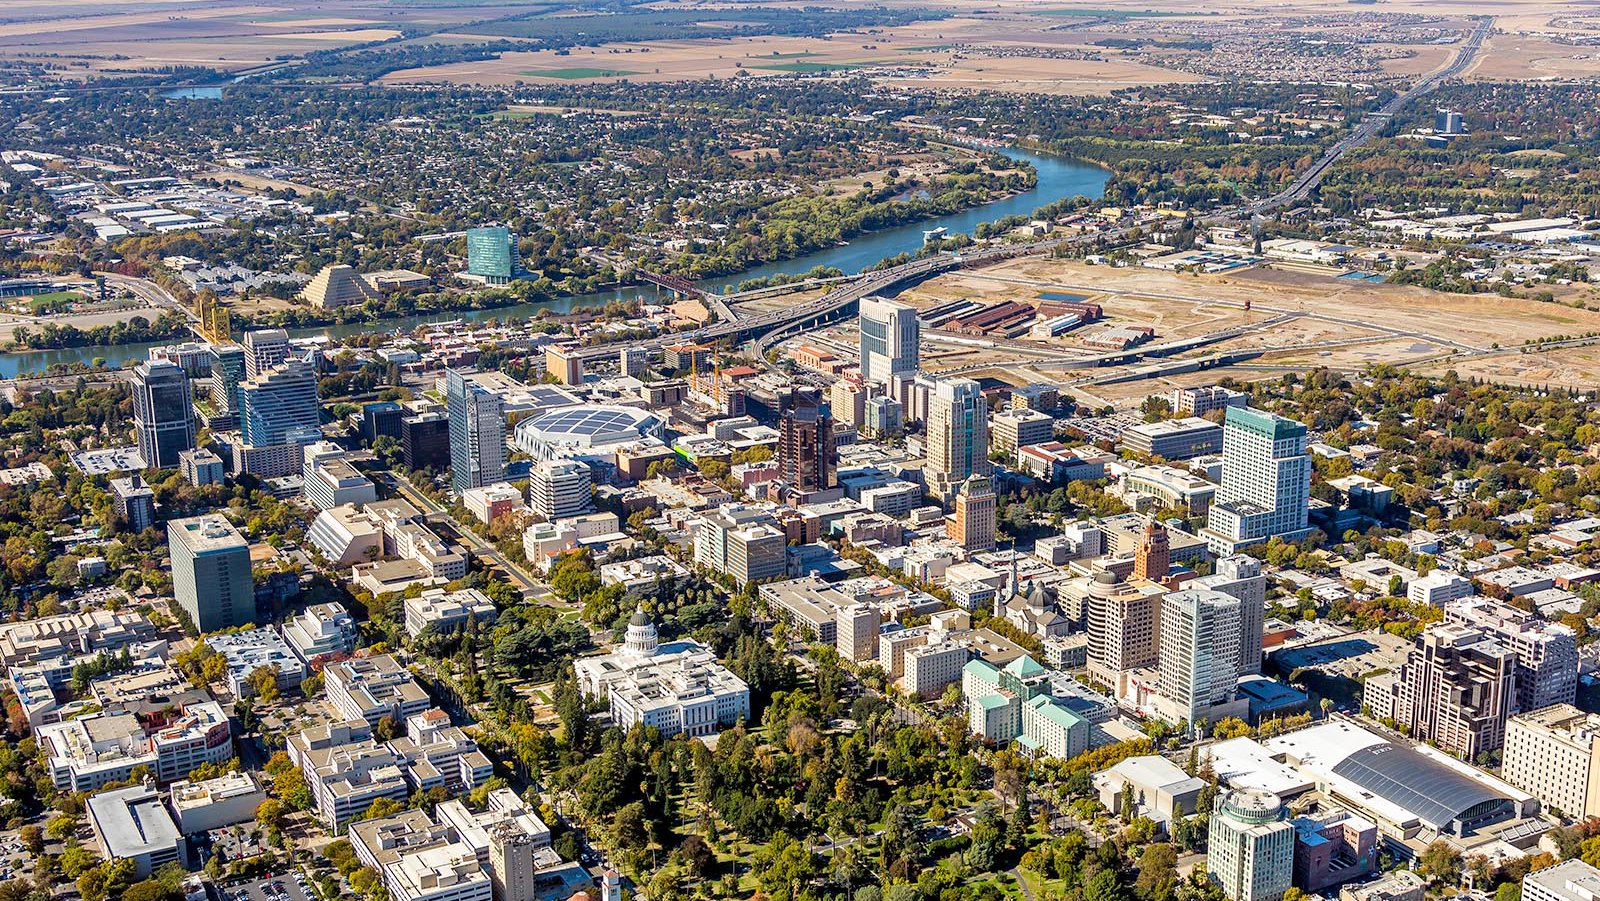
[1225,405,1306,441]
[1004,655,1047,679]
[1027,694,1089,730]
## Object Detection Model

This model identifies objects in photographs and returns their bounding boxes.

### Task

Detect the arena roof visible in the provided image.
[514,405,663,458]
[1330,743,1507,832]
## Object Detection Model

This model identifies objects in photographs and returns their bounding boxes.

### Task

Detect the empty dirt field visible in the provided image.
[1417,345,1600,390]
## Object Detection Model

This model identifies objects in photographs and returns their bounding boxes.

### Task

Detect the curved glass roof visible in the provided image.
[1330,743,1507,830]
[527,406,658,437]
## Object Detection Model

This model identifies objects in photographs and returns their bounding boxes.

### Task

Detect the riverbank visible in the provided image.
[0,146,1107,378]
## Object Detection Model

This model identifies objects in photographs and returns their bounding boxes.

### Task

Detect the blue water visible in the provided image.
[0,147,1107,378]
[163,87,224,100]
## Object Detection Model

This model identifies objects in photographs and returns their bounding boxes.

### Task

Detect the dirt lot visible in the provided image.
[1417,345,1600,390]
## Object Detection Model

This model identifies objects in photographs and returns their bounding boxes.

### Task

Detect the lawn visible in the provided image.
[27,291,82,313]
[520,67,639,79]
[752,61,863,73]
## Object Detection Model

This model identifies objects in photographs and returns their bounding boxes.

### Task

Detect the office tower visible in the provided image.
[180,449,225,487]
[242,328,292,379]
[528,458,593,522]
[831,377,868,431]
[1201,407,1312,554]
[1436,109,1464,135]
[1158,588,1245,726]
[300,264,381,309]
[864,395,903,439]
[991,408,1053,454]
[130,359,195,468]
[777,387,836,493]
[110,475,156,532]
[1086,571,1163,690]
[488,824,537,901]
[1170,385,1248,417]
[945,474,996,553]
[1208,789,1295,901]
[360,401,404,444]
[466,226,516,285]
[1133,519,1170,582]
[447,368,506,495]
[619,347,649,379]
[1503,705,1600,820]
[1385,623,1516,759]
[238,352,321,477]
[169,514,256,632]
[836,603,881,663]
[694,506,786,587]
[925,376,990,502]
[1444,597,1578,713]
[209,343,245,419]
[402,412,450,470]
[858,296,919,384]
[545,346,582,386]
[1193,555,1267,675]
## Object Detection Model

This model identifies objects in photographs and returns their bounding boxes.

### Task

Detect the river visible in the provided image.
[0,147,1106,378]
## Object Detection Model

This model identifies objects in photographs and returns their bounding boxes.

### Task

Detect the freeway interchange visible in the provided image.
[576,17,1492,363]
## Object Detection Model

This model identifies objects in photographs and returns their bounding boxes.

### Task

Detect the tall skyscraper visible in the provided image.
[1207,789,1295,901]
[1444,596,1578,714]
[528,458,593,522]
[945,474,997,553]
[777,387,836,493]
[243,328,292,379]
[466,226,517,285]
[446,368,506,495]
[1158,588,1246,726]
[925,376,990,502]
[1133,519,1170,582]
[1202,407,1312,554]
[238,351,322,476]
[1379,623,1516,759]
[208,342,246,420]
[1085,571,1165,691]
[859,296,919,384]
[131,359,195,469]
[169,514,256,632]
[1193,555,1267,675]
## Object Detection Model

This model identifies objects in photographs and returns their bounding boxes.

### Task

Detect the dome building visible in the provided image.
[513,405,663,461]
[571,607,750,738]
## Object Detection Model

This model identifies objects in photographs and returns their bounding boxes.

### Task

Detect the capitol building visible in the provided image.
[573,609,750,738]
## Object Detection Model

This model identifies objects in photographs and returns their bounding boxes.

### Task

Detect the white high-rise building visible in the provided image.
[1201,407,1312,554]
[859,296,919,384]
[527,459,593,522]
[1208,789,1295,901]
[1444,596,1578,714]
[1503,705,1600,821]
[446,368,506,495]
[1157,588,1247,726]
[1192,555,1267,675]
[925,376,990,502]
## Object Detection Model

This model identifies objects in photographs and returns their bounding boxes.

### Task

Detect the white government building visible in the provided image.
[573,609,749,737]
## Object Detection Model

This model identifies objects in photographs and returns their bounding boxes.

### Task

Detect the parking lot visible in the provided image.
[222,872,316,901]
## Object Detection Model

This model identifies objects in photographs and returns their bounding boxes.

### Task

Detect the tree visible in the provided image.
[256,798,285,832]
[681,833,715,878]
[248,665,280,703]
[362,796,404,821]
[1418,840,1463,885]
[1085,867,1132,901]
